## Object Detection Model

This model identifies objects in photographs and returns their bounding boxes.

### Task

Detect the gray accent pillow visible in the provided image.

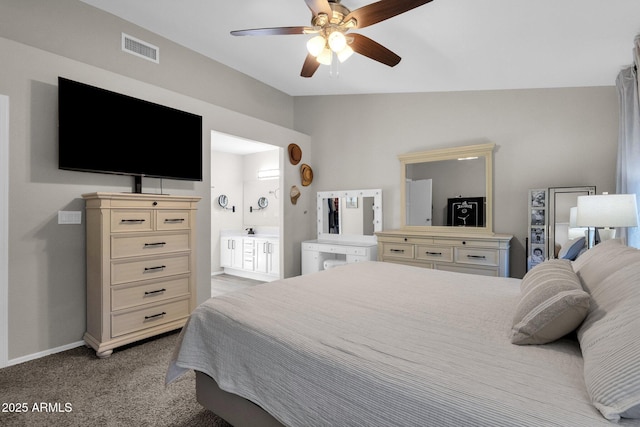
[575,242,640,420]
[511,259,590,345]
[558,236,585,261]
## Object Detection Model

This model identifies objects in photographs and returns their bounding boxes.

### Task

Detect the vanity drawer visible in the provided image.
[111,276,190,311]
[381,243,414,259]
[346,246,368,256]
[111,210,153,232]
[111,232,190,258]
[156,210,190,230]
[111,254,190,285]
[455,248,499,267]
[111,297,190,338]
[415,245,454,262]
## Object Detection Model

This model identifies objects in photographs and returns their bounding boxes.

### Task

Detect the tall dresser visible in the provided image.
[82,192,200,358]
[376,230,512,277]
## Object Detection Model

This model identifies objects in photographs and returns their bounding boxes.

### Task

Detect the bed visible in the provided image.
[167,240,640,426]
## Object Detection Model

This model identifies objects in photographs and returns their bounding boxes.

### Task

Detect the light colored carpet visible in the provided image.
[0,331,232,427]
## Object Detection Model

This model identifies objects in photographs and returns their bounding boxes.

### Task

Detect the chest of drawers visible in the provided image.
[376,230,512,277]
[82,192,200,358]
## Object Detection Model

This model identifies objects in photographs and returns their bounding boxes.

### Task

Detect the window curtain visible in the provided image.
[615,36,640,247]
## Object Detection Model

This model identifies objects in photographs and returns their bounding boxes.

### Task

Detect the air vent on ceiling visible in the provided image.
[122,33,159,63]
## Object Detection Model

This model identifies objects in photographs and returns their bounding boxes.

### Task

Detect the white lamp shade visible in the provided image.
[316,48,332,65]
[576,194,639,227]
[337,45,354,62]
[328,31,347,52]
[569,206,578,228]
[306,35,326,57]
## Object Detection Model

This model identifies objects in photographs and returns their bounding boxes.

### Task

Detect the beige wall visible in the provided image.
[293,88,619,279]
[0,1,313,361]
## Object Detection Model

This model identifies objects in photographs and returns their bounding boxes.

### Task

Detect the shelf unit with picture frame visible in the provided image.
[527,188,548,271]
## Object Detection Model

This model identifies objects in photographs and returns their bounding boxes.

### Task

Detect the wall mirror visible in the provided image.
[548,186,596,258]
[400,143,495,234]
[317,189,382,243]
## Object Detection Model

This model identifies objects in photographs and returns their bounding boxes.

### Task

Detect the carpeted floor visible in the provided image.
[0,331,232,427]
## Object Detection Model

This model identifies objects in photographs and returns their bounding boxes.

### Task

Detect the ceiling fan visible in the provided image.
[231,0,433,78]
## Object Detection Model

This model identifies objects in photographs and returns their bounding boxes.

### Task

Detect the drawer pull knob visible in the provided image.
[144,288,166,295]
[467,255,486,259]
[164,218,185,223]
[390,249,405,253]
[426,251,442,256]
[144,242,167,247]
[121,219,146,223]
[144,312,166,320]
[144,265,166,272]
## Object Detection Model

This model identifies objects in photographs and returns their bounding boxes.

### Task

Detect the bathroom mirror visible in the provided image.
[317,189,382,243]
[400,143,495,234]
[218,194,228,208]
[258,197,269,209]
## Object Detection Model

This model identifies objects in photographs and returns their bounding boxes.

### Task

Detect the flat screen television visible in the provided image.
[58,77,202,192]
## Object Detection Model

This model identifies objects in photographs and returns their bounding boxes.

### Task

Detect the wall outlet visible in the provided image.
[58,211,82,225]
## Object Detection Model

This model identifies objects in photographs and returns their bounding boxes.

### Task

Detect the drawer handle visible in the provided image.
[144,288,166,295]
[144,265,166,272]
[390,249,405,253]
[144,312,167,320]
[144,242,167,248]
[467,255,487,259]
[164,218,185,223]
[121,219,146,223]
[426,251,442,256]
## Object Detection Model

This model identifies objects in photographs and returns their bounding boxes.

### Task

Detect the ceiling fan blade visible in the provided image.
[304,0,332,17]
[349,33,401,67]
[301,54,321,78]
[231,26,312,36]
[344,0,433,29]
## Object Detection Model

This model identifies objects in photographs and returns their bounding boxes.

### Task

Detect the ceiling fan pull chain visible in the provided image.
[330,52,340,78]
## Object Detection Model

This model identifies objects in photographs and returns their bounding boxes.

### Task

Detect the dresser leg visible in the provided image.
[96,349,113,359]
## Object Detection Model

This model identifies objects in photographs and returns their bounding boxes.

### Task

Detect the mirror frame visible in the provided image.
[547,185,596,258]
[399,142,495,234]
[316,189,383,243]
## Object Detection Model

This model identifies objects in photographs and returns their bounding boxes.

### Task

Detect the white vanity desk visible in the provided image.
[301,189,382,275]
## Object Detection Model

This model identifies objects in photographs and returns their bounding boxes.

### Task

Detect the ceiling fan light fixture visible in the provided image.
[306,35,326,57]
[337,45,353,62]
[328,31,347,52]
[317,48,333,65]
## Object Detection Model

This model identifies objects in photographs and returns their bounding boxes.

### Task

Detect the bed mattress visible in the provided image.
[167,261,639,426]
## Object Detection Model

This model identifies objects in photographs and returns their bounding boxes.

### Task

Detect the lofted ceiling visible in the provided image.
[81,0,640,97]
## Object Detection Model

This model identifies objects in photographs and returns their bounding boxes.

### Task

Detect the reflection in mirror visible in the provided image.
[400,143,495,233]
[317,190,382,243]
[548,186,595,258]
[405,157,486,227]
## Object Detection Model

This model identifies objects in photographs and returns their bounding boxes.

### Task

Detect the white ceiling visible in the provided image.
[81,0,640,97]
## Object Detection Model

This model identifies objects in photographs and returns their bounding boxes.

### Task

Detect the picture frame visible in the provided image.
[446,197,485,227]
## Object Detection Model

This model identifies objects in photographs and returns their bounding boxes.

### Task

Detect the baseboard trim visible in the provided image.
[7,340,85,367]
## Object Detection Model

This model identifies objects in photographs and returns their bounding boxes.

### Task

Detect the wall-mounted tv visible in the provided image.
[58,77,202,192]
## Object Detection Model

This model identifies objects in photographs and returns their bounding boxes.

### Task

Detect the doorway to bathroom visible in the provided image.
[210,130,282,297]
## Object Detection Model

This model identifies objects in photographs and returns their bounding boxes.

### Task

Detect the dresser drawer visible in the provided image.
[156,210,190,230]
[111,232,190,258]
[381,243,414,259]
[111,254,190,285]
[111,210,153,232]
[111,276,190,311]
[416,245,454,262]
[455,248,499,267]
[111,297,190,337]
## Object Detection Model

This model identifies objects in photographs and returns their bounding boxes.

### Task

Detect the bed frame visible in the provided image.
[195,371,284,427]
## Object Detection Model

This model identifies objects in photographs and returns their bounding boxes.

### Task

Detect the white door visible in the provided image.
[0,95,9,367]
[407,179,433,226]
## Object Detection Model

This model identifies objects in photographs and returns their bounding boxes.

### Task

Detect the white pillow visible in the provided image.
[510,259,589,345]
[578,262,640,420]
